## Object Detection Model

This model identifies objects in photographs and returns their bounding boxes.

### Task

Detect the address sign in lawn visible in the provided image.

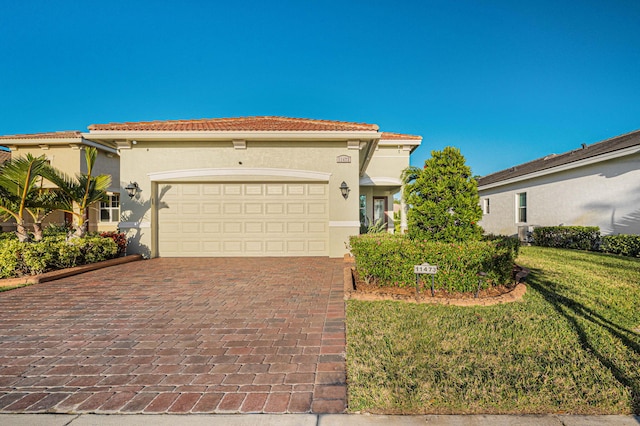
[414,262,438,297]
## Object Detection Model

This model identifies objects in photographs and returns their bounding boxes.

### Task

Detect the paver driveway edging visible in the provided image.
[0,257,347,414]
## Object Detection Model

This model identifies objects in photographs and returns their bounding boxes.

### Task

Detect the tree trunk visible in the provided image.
[15,222,30,242]
[33,222,43,241]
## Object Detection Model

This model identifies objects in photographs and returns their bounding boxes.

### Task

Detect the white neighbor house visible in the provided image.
[478,129,640,239]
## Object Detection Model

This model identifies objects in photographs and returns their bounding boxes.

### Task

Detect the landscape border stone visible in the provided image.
[0,254,144,288]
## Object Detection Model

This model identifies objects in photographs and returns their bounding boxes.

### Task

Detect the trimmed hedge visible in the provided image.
[532,226,600,251]
[0,236,118,278]
[600,234,640,258]
[349,234,518,293]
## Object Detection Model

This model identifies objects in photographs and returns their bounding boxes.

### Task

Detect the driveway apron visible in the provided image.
[0,257,346,414]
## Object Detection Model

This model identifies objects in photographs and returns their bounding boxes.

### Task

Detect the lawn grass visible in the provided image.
[346,246,640,414]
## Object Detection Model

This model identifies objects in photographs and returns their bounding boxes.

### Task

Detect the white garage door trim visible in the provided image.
[156,181,330,257]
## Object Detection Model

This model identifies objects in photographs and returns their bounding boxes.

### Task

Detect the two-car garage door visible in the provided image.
[157,182,329,257]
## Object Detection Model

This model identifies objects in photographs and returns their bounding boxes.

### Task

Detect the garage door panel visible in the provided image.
[158,182,329,257]
[244,203,263,214]
[223,203,242,214]
[287,203,305,214]
[245,222,264,233]
[266,222,284,233]
[266,203,285,214]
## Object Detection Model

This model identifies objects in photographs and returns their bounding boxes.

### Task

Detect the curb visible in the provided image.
[0,254,144,288]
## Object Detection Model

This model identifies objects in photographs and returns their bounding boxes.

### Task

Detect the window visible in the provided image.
[100,193,120,223]
[517,192,527,222]
[482,198,490,214]
[373,197,387,225]
[359,195,368,228]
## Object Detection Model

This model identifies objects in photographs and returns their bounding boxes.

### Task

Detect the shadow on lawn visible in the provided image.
[527,267,640,414]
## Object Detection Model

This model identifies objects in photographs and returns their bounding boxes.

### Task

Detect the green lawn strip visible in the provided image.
[346,246,640,414]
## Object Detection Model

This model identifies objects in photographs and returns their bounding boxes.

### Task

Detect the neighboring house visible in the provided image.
[0,131,120,233]
[477,129,640,238]
[83,116,421,258]
[0,148,10,165]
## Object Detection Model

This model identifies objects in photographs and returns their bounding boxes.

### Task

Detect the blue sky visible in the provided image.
[1,0,639,176]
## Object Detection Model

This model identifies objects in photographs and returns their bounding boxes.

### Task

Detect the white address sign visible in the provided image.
[414,263,438,275]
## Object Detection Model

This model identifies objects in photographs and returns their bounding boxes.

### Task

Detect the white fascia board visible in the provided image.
[2,137,83,145]
[148,168,331,182]
[479,146,640,191]
[3,137,118,155]
[378,139,421,147]
[83,130,381,142]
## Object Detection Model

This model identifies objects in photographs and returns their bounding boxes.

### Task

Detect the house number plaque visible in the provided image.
[336,155,351,163]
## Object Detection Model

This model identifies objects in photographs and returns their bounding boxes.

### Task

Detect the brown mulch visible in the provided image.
[344,263,528,306]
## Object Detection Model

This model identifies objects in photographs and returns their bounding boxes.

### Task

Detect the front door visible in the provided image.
[373,197,387,226]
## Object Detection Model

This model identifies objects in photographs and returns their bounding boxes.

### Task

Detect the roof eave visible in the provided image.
[478,145,640,191]
[83,130,382,142]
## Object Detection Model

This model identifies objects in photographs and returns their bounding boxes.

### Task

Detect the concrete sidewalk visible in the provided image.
[0,414,639,425]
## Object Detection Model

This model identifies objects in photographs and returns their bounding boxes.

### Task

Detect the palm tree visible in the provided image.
[42,147,111,238]
[0,154,51,242]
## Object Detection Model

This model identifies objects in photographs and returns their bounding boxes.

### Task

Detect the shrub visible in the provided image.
[600,234,640,258]
[99,231,127,256]
[349,233,517,293]
[21,242,56,275]
[0,236,118,278]
[402,147,483,243]
[532,226,600,251]
[43,223,74,237]
[0,240,24,278]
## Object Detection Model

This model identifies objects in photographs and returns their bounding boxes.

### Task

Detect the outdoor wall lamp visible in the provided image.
[340,181,350,199]
[125,182,140,198]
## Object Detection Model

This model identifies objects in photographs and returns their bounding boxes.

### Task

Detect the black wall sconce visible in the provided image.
[125,182,140,198]
[340,181,350,199]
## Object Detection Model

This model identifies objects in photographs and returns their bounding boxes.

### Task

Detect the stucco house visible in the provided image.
[80,116,421,258]
[0,131,120,233]
[477,129,640,239]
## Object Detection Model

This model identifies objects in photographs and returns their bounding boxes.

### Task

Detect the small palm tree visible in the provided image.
[0,154,51,242]
[42,147,111,238]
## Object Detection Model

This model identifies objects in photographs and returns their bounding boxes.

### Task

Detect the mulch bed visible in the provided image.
[344,262,528,306]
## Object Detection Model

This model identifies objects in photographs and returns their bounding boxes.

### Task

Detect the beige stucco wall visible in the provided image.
[479,153,640,236]
[365,145,411,179]
[118,140,361,257]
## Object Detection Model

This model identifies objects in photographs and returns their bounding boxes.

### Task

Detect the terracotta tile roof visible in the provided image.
[0,150,10,164]
[380,132,422,140]
[88,116,379,132]
[0,131,82,140]
[478,129,640,187]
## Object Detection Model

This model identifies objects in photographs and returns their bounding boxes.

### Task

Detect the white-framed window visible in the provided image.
[100,193,120,223]
[516,192,527,223]
[482,198,490,215]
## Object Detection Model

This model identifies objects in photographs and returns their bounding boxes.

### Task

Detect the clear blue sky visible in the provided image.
[1,0,639,176]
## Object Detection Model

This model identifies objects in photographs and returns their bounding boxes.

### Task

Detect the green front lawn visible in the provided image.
[346,246,640,414]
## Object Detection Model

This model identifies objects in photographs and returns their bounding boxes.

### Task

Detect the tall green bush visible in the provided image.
[402,147,483,242]
[349,234,517,293]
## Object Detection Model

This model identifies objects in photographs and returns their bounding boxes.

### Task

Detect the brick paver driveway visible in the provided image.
[0,257,346,414]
